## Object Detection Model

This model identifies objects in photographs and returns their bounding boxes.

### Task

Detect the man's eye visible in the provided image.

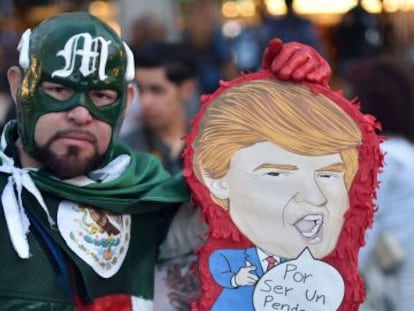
[50,87,64,92]
[42,83,73,100]
[44,86,64,93]
[90,90,118,106]
[95,92,109,99]
[150,86,164,95]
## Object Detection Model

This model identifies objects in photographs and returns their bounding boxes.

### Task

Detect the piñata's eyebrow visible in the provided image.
[316,163,345,172]
[253,163,298,171]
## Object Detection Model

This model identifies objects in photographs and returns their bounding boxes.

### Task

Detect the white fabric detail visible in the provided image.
[89,154,131,182]
[17,29,31,69]
[57,200,131,278]
[131,296,153,311]
[0,146,55,259]
[123,41,135,82]
[62,154,131,186]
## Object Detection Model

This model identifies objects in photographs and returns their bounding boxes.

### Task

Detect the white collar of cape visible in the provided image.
[0,123,131,259]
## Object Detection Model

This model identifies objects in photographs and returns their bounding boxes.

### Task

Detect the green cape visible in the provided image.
[4,120,190,213]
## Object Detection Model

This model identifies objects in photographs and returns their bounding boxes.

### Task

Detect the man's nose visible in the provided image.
[140,99,150,110]
[66,105,93,124]
[294,177,327,207]
[139,92,154,109]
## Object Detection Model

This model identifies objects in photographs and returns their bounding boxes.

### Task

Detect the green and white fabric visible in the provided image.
[0,121,189,309]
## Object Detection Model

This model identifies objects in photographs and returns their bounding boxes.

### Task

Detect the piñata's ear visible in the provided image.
[202,175,230,200]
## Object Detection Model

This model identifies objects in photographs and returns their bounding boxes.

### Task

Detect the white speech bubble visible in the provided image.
[253,248,344,311]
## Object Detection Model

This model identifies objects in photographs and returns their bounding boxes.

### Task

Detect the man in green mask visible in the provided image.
[1,11,189,310]
[0,10,331,311]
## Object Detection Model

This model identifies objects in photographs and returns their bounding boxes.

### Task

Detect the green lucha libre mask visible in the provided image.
[15,12,134,164]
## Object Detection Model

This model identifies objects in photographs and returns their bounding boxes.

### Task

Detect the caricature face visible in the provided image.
[206,141,350,259]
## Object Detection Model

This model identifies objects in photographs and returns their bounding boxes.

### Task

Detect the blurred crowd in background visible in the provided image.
[3,0,414,102]
[1,0,414,310]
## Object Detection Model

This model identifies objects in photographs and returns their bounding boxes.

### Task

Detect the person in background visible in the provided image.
[121,42,205,311]
[259,0,325,56]
[128,14,167,53]
[229,20,263,73]
[335,0,384,76]
[181,0,238,94]
[120,13,168,137]
[122,42,198,175]
[345,57,414,311]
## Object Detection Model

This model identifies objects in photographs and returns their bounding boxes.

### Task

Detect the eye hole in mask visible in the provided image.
[42,81,118,107]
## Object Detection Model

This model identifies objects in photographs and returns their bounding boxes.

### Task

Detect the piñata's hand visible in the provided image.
[262,38,331,87]
[234,261,258,287]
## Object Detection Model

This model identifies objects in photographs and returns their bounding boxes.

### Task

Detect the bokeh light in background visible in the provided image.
[221,0,414,19]
[264,0,286,15]
[222,19,243,37]
[293,0,378,14]
[89,0,121,35]
[222,1,239,18]
[240,0,256,17]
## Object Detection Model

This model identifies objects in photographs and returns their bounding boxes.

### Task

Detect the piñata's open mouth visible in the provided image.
[294,214,323,243]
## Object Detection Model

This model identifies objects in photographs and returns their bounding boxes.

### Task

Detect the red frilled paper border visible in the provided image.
[183,70,384,311]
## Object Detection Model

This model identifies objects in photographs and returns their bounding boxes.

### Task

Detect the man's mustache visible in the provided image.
[50,129,97,144]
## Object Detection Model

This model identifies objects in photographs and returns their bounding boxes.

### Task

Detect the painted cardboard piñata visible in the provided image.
[184,63,382,310]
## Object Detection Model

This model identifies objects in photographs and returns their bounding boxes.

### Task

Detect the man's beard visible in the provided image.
[32,130,104,179]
